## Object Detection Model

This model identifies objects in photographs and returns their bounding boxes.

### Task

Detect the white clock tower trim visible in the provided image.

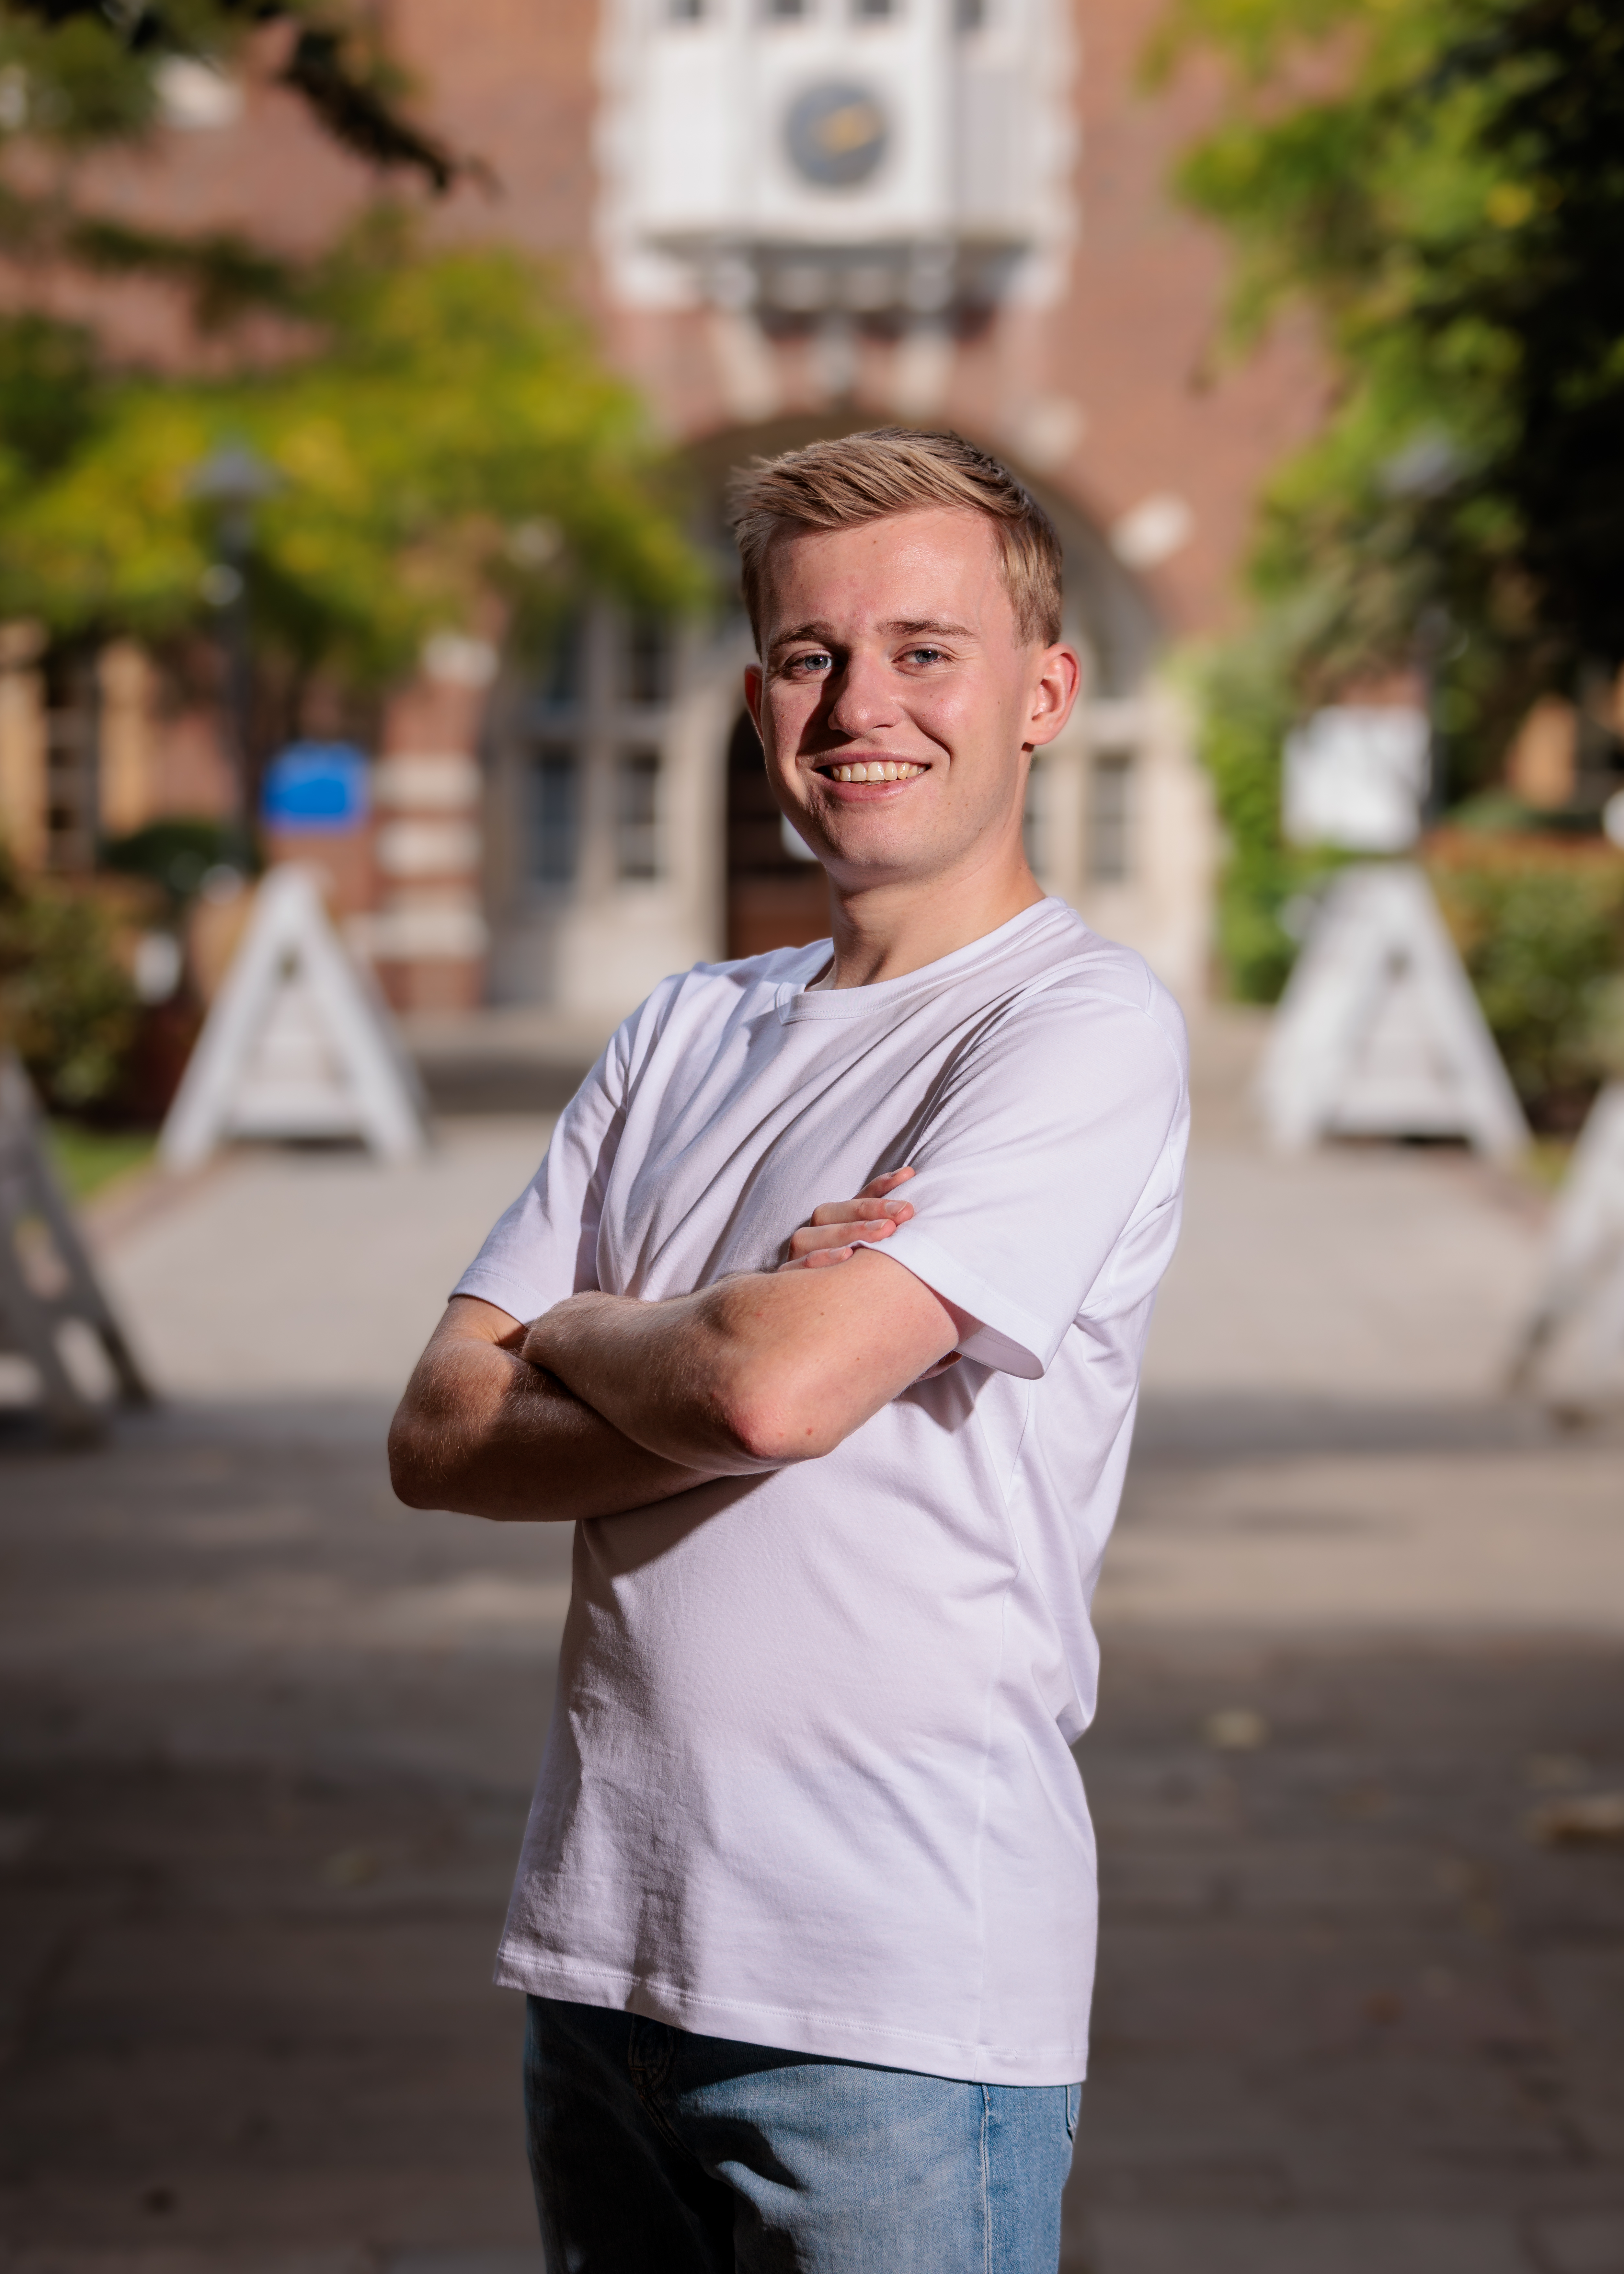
[595,0,1077,327]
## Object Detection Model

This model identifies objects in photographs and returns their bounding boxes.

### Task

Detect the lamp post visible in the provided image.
[189,440,281,834]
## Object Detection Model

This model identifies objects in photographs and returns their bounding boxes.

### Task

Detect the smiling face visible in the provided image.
[744,506,1080,904]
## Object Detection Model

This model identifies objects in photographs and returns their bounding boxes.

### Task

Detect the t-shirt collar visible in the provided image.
[776,897,1070,1023]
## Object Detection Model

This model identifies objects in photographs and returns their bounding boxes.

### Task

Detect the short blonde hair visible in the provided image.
[727,427,1063,651]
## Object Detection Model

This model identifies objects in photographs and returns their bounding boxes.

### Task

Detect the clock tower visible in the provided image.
[475,0,1217,1021]
[598,0,1075,347]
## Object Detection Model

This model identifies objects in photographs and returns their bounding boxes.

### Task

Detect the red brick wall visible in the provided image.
[13,0,1326,640]
[1055,0,1325,634]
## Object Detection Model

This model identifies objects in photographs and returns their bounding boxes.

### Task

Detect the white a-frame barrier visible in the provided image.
[0,1051,154,1441]
[1258,862,1529,1159]
[160,865,429,1172]
[1510,1082,1624,1410]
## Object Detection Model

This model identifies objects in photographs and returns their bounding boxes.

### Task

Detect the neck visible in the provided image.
[820,846,1045,989]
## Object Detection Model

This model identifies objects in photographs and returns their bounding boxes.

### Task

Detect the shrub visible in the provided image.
[0,852,138,1111]
[1425,832,1624,1131]
[1191,617,1349,1003]
[101,816,252,910]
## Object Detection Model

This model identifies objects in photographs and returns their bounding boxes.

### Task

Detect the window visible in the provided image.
[514,606,677,908]
[954,0,985,25]
[624,615,673,707]
[668,0,704,17]
[539,615,583,710]
[854,0,895,15]
[531,745,579,886]
[617,750,661,880]
[43,648,98,874]
[1088,753,1133,883]
[764,0,807,18]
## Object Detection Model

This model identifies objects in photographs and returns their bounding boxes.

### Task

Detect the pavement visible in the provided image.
[1,1010,1621,2273]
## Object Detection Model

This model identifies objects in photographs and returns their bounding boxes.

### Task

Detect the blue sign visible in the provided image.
[261,742,370,833]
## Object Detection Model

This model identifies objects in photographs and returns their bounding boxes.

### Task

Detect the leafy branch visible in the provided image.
[1161,0,1624,777]
[2,1,476,187]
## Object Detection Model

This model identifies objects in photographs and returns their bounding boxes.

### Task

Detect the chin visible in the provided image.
[823,834,944,885]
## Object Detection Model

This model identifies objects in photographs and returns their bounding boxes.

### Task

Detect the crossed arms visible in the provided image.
[388,1171,969,1523]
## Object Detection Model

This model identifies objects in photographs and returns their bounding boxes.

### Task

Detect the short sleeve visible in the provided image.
[873,983,1188,1379]
[451,1029,629,1326]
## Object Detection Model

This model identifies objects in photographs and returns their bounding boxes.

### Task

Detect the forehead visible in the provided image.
[757,506,1011,636]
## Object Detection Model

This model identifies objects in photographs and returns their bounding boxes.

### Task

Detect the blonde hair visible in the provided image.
[727,427,1063,651]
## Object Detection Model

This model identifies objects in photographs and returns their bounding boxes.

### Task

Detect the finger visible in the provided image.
[860,1166,915,1199]
[789,1218,897,1258]
[807,1195,915,1229]
[778,1245,854,1272]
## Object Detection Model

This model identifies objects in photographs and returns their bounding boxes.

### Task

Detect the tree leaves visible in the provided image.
[1169,0,1624,790]
[1,2,471,187]
[0,223,705,679]
[0,2,478,329]
[274,23,481,195]
[0,11,701,686]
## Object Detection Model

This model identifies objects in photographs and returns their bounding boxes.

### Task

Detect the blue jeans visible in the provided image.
[523,1995,1080,2273]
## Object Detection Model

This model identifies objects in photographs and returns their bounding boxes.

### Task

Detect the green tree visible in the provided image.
[0,0,479,615]
[0,1,470,307]
[1157,0,1624,789]
[1,216,704,691]
[0,6,702,710]
[0,3,703,1114]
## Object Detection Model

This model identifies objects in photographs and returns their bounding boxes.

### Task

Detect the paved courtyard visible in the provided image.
[1,1013,1621,2273]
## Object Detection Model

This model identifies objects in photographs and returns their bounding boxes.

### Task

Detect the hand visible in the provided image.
[780,1167,916,1272]
[519,1288,617,1375]
[783,1167,962,1380]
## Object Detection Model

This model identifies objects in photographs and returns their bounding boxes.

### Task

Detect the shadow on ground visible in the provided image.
[2,1403,1619,2269]
[1061,1637,1624,2274]
[2,1036,1621,2271]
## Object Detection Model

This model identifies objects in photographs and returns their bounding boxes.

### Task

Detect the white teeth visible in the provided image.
[827,761,923,783]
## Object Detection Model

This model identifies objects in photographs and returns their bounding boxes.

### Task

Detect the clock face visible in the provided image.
[784,81,889,190]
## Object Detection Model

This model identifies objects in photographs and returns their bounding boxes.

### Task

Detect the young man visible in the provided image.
[390,430,1188,2273]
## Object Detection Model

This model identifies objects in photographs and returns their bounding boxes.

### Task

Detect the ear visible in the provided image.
[1025,643,1082,751]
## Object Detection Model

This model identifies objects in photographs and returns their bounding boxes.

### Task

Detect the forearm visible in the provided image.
[389,1329,712,1523]
[521,1282,781,1472]
[522,1257,961,1469]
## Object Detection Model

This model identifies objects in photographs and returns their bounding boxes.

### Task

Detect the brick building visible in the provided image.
[0,0,1322,1016]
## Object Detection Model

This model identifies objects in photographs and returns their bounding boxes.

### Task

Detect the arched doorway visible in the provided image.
[725,709,830,959]
[485,421,1214,1012]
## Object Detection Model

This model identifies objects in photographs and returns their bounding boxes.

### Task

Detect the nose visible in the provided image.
[824,648,900,740]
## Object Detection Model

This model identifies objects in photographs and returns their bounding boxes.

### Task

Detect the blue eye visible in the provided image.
[787,651,833,675]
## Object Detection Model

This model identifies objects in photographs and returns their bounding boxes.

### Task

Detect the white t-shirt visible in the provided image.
[454,898,1188,2086]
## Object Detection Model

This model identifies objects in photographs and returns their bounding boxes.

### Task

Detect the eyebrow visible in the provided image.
[768,620,839,655]
[767,617,977,656]
[886,618,976,640]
